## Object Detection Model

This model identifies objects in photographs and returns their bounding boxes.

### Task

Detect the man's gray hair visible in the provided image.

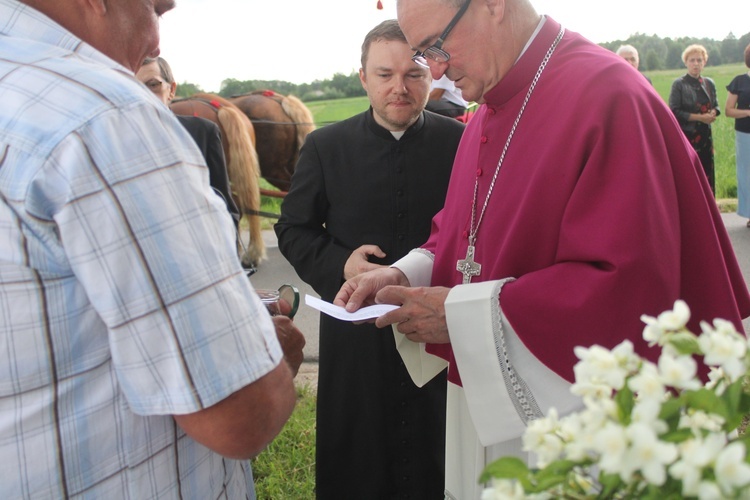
[616,44,638,56]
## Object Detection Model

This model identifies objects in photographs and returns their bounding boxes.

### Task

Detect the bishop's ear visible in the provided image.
[484,0,506,21]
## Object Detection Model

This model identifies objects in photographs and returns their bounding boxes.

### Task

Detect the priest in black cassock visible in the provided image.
[275,20,465,500]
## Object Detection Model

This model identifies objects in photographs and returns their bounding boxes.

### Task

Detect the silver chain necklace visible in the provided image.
[457,26,565,284]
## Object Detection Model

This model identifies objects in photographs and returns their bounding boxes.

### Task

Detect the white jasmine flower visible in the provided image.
[593,422,629,474]
[659,300,691,330]
[570,381,613,400]
[621,423,678,485]
[689,433,727,467]
[524,409,559,439]
[561,412,599,462]
[679,409,725,433]
[642,321,666,347]
[669,457,702,496]
[611,340,640,372]
[481,478,526,500]
[628,362,665,400]
[704,318,743,339]
[557,412,582,442]
[631,399,668,434]
[573,344,629,389]
[697,480,723,500]
[485,301,750,498]
[641,300,690,345]
[658,352,701,390]
[698,323,747,381]
[577,398,617,433]
[705,366,727,392]
[523,410,564,466]
[715,442,750,492]
[670,434,726,496]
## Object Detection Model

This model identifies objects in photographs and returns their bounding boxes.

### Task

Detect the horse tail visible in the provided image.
[280,94,316,151]
[216,105,266,264]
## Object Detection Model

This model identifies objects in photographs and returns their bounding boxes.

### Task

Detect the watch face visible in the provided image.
[278,283,301,319]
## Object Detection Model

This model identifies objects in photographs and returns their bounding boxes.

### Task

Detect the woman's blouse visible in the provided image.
[727,73,750,134]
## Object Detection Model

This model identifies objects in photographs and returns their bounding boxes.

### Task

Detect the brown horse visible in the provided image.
[170,93,265,268]
[228,90,315,192]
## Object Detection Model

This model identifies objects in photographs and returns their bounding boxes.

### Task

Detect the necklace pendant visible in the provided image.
[456,245,481,284]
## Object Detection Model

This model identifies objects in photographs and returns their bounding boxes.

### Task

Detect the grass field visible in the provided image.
[251,386,316,499]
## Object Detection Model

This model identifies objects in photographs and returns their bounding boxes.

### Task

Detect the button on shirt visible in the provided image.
[0,0,282,497]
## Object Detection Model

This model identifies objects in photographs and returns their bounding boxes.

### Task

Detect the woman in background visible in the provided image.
[137,57,240,229]
[669,44,721,195]
[725,43,750,226]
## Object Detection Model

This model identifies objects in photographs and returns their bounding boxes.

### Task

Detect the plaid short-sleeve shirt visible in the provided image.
[0,1,282,497]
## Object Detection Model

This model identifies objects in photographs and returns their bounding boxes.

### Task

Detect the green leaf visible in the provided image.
[479,456,529,483]
[684,388,729,419]
[615,383,635,424]
[723,378,745,410]
[535,459,579,477]
[530,459,581,492]
[721,380,750,432]
[660,427,694,443]
[666,332,701,355]
[720,379,750,430]
[597,471,624,498]
[659,395,687,424]
[738,392,750,415]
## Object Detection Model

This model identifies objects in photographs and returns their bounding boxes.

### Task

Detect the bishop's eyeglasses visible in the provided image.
[411,0,471,68]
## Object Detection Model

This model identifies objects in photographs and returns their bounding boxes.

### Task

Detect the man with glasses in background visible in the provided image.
[334,0,750,497]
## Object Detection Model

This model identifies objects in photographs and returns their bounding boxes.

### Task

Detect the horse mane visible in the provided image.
[241,90,315,152]
[278,94,316,150]
[191,93,265,264]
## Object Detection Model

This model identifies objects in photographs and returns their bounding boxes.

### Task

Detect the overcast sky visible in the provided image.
[159,0,750,92]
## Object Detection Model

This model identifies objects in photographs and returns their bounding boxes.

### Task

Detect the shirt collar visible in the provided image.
[365,107,426,140]
[483,16,562,107]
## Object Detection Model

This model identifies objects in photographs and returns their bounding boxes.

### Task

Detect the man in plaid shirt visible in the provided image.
[0,0,305,498]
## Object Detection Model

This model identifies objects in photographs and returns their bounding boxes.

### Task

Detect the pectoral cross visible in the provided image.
[456,244,481,284]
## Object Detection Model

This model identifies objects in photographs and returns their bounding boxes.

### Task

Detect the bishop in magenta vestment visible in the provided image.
[389,16,750,499]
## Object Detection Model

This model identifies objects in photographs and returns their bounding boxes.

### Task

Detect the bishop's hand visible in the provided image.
[375,286,451,344]
[334,266,408,312]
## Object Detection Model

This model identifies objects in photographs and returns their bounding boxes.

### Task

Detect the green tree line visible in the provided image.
[175,30,750,102]
[600,30,750,72]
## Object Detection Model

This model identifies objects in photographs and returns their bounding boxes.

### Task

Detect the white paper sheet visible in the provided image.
[305,294,399,321]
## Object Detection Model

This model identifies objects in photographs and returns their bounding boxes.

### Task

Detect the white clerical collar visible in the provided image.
[515,15,547,64]
[390,130,406,140]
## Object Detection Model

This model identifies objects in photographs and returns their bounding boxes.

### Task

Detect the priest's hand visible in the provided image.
[343,245,387,280]
[375,286,451,344]
[334,266,409,311]
[272,315,306,377]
